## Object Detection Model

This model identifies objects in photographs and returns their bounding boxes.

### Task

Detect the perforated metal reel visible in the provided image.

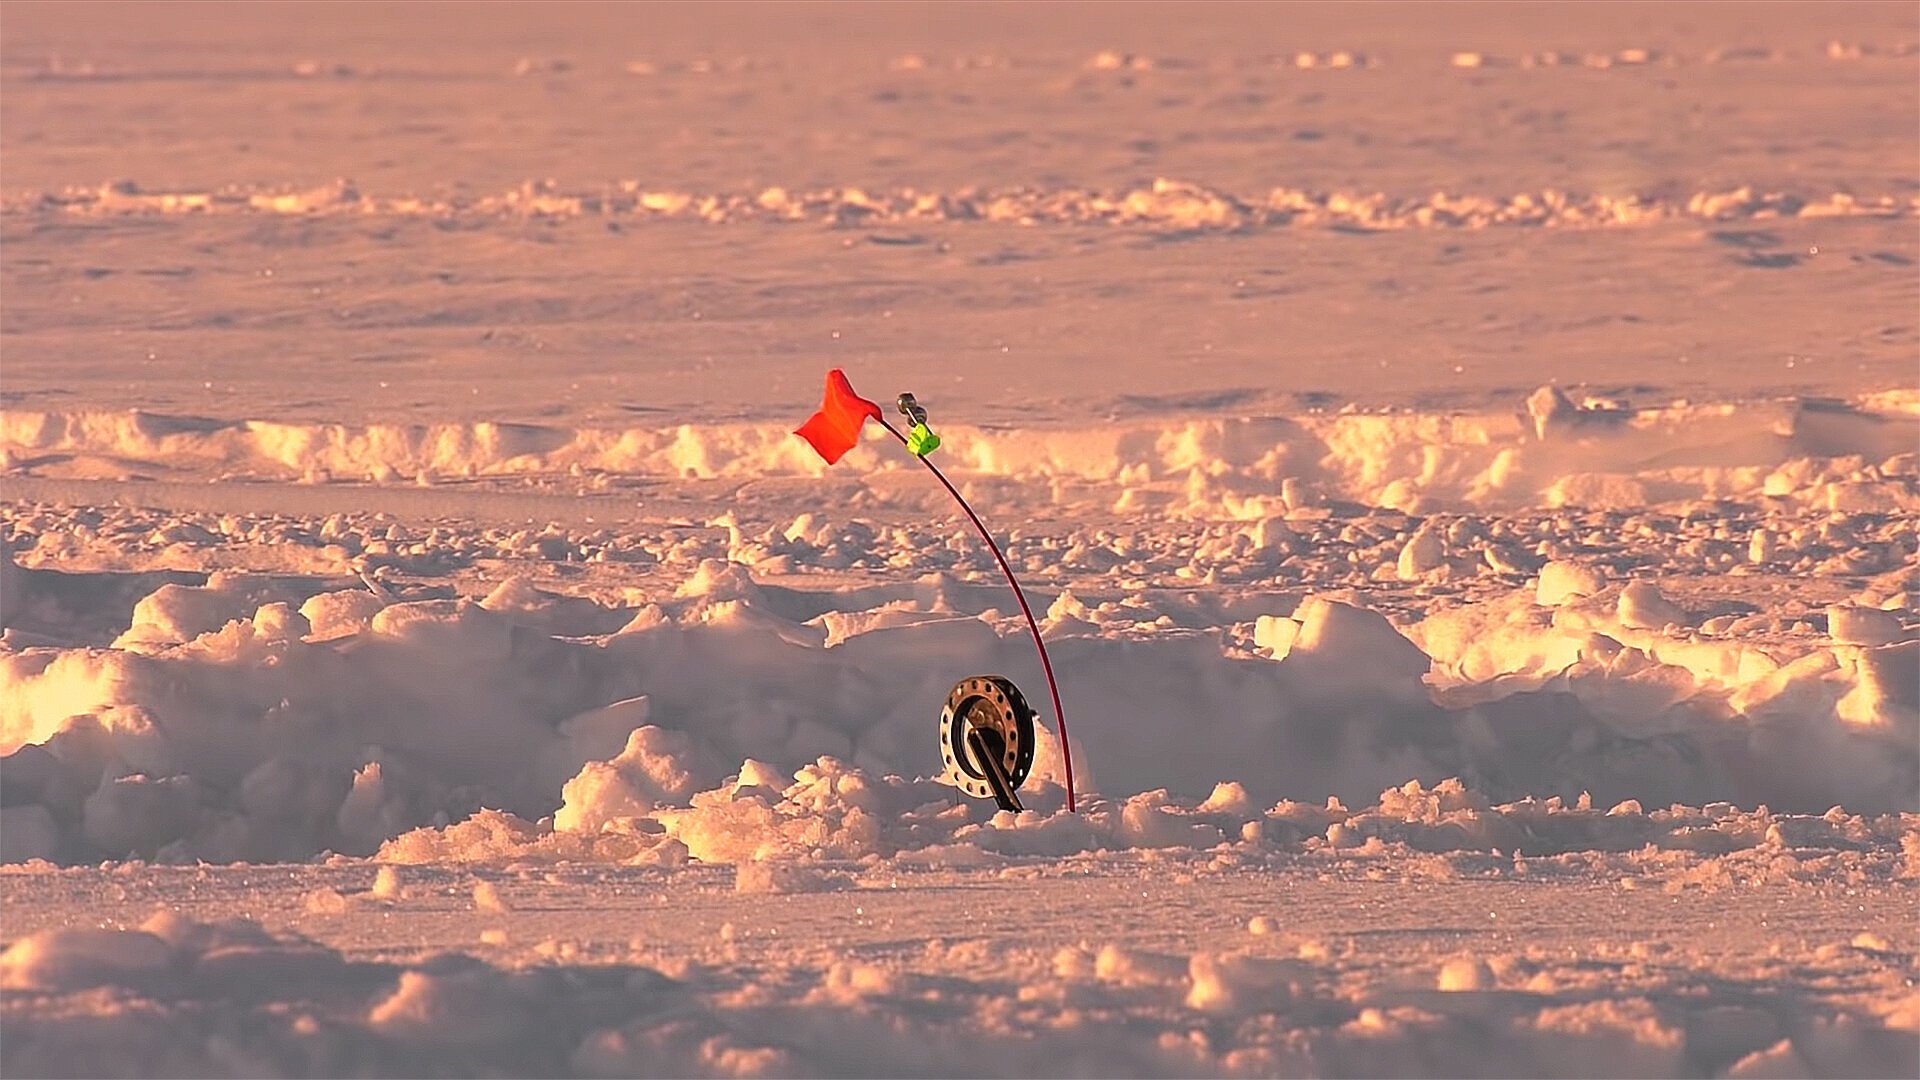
[938,675,1037,812]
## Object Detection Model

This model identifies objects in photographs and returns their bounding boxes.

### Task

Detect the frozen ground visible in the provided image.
[2,2,1917,1077]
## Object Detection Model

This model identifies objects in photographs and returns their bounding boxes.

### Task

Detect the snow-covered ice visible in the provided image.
[3,2,1916,1076]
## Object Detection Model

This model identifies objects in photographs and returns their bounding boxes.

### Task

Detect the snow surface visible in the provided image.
[2,2,1917,1076]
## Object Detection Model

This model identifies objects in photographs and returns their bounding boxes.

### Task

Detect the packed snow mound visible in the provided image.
[5,390,1917,514]
[383,768,1920,872]
[10,178,1914,231]
[3,554,1912,863]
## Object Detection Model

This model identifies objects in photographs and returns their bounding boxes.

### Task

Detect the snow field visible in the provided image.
[4,4,1917,1073]
[2,860,1915,1078]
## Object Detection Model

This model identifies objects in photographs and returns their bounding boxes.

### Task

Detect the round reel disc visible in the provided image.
[938,674,1037,800]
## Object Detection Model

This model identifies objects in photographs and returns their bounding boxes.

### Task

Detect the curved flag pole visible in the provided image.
[875,415,1077,813]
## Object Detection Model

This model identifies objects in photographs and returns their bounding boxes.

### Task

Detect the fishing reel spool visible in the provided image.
[938,675,1037,813]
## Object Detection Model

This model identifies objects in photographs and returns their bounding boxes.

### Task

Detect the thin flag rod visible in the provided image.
[877,417,1077,813]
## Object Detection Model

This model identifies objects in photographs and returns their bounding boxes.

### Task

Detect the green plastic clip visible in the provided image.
[906,422,941,457]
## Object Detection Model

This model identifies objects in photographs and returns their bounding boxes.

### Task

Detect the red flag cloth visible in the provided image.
[794,368,883,464]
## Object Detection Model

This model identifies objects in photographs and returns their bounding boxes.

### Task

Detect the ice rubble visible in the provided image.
[2,535,1912,865]
[5,389,1917,515]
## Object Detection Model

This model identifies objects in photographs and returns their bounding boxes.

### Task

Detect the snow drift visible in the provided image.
[3,543,1912,865]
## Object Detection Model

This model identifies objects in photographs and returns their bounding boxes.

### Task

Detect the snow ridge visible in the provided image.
[5,390,1916,514]
[8,178,1913,231]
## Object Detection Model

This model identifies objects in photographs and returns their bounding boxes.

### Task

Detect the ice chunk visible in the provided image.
[1397,525,1446,579]
[252,602,309,643]
[1437,954,1495,991]
[473,880,510,912]
[1538,561,1606,606]
[336,761,412,855]
[1286,597,1431,703]
[555,726,721,833]
[1186,952,1306,1014]
[1827,604,1902,646]
[371,865,404,899]
[0,926,171,991]
[480,574,548,613]
[1253,614,1301,658]
[368,600,512,660]
[367,969,532,1046]
[298,588,386,640]
[533,696,655,796]
[114,582,241,649]
[1618,582,1688,631]
[304,887,350,915]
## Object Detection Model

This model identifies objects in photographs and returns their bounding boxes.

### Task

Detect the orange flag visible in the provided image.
[795,368,883,464]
